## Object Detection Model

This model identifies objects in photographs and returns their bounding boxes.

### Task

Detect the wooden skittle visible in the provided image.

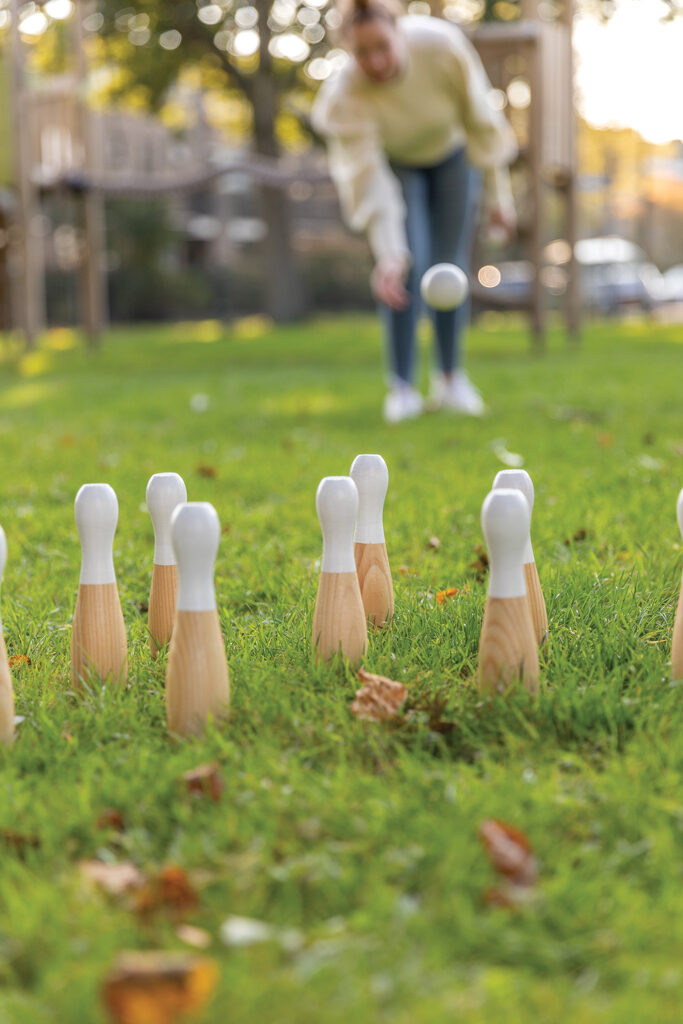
[313,571,368,664]
[166,610,229,737]
[165,502,229,737]
[70,484,128,689]
[524,561,548,647]
[478,595,539,695]
[312,476,368,665]
[477,489,540,696]
[493,469,548,646]
[0,634,14,747]
[149,564,178,656]
[71,583,127,687]
[354,542,394,627]
[350,454,393,627]
[0,526,14,746]
[146,473,187,656]
[672,489,683,680]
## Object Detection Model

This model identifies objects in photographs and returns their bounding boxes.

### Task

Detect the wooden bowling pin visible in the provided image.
[350,454,394,627]
[312,477,368,665]
[146,472,187,656]
[165,502,230,737]
[478,489,539,696]
[672,488,683,680]
[71,484,128,688]
[0,526,15,746]
[493,469,548,645]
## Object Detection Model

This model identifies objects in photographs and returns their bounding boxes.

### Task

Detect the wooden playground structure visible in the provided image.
[1,0,578,350]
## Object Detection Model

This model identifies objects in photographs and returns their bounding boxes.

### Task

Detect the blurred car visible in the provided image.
[662,264,683,302]
[473,236,666,316]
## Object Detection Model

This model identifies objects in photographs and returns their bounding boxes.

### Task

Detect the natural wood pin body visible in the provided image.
[478,596,540,695]
[71,583,128,688]
[672,578,683,680]
[149,563,178,656]
[312,572,368,665]
[524,562,548,646]
[354,542,394,627]
[0,635,14,746]
[165,610,230,737]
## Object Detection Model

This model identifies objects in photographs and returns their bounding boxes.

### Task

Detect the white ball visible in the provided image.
[420,263,469,311]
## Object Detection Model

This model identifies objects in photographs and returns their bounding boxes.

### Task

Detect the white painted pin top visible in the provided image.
[316,476,358,573]
[493,468,535,564]
[350,454,388,544]
[171,502,220,612]
[146,472,188,565]
[75,483,119,585]
[482,489,530,599]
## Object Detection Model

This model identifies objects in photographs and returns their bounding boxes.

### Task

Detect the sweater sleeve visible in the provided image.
[443,25,517,217]
[311,82,410,266]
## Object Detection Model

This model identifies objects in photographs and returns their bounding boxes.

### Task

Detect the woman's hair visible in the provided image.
[339,0,401,34]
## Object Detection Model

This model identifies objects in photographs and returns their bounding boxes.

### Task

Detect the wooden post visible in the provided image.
[562,0,580,344]
[73,0,107,346]
[9,0,45,349]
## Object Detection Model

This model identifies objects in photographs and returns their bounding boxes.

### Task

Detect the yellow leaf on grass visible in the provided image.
[102,951,218,1024]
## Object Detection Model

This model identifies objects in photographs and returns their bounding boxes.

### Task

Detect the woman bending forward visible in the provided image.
[312,0,517,422]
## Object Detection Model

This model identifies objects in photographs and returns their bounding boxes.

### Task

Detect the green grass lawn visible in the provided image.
[0,314,681,1023]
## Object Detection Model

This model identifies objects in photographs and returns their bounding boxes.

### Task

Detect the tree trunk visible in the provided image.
[250,0,304,322]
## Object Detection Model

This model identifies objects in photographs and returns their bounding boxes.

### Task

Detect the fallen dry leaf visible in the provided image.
[436,587,459,605]
[563,527,588,546]
[96,809,126,832]
[102,950,218,1024]
[195,465,217,479]
[8,654,31,669]
[479,819,538,907]
[80,860,145,896]
[597,432,615,447]
[175,924,212,950]
[469,544,489,582]
[1,828,40,855]
[135,865,199,918]
[351,669,407,723]
[181,763,224,802]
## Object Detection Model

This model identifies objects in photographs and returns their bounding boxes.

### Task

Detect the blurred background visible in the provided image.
[0,0,681,348]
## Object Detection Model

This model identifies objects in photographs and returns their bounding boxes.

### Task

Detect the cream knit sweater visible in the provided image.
[312,15,518,266]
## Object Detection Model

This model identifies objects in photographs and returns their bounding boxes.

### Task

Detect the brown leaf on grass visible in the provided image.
[80,860,145,896]
[96,809,126,831]
[469,544,489,582]
[60,434,76,448]
[102,950,218,1024]
[479,819,538,907]
[181,763,224,802]
[427,536,441,550]
[8,654,31,668]
[195,465,217,479]
[1,828,40,855]
[135,866,199,918]
[563,527,588,546]
[436,587,459,605]
[351,669,407,723]
[597,432,615,447]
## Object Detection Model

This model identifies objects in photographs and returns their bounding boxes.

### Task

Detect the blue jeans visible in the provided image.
[381,146,481,384]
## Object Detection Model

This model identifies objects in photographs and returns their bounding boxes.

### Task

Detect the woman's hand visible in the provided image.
[371,256,411,310]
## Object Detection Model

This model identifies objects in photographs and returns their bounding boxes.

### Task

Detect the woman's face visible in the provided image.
[348,19,402,83]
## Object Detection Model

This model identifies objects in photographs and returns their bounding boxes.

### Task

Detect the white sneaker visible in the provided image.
[430,371,485,417]
[382,381,423,424]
